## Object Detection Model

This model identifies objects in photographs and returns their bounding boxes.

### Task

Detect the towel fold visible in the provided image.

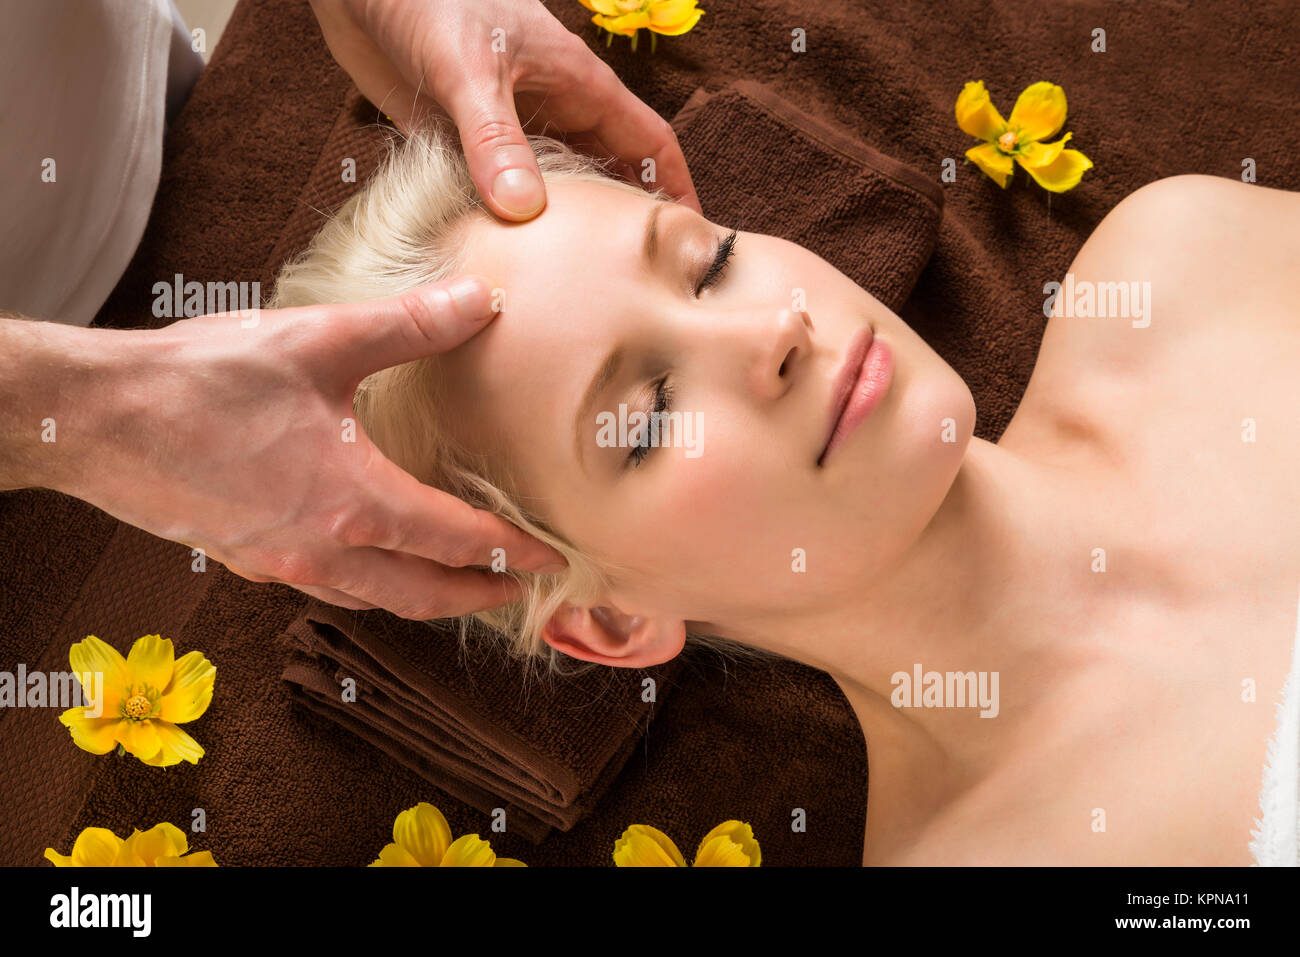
[279,601,682,843]
[668,79,943,313]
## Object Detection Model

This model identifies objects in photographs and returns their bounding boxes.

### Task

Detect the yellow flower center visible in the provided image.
[124,693,153,719]
[997,130,1019,152]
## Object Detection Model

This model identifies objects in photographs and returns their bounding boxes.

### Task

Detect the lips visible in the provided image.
[818,326,894,466]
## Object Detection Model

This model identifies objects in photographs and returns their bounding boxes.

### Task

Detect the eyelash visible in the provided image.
[626,376,673,469]
[623,230,733,470]
[695,229,739,296]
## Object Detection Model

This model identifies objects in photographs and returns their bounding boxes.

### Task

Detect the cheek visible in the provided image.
[603,431,813,614]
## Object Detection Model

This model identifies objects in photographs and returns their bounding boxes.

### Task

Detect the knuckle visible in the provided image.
[466,114,525,152]
[398,287,448,340]
[266,550,321,586]
[326,506,384,550]
[656,114,679,146]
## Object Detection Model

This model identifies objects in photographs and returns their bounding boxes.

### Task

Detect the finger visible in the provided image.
[291,583,379,611]
[558,128,640,186]
[437,66,547,221]
[326,546,526,619]
[313,275,500,381]
[562,59,702,213]
[222,560,377,610]
[356,458,568,573]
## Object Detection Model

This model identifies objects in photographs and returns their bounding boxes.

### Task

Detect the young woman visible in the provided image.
[271,126,1300,866]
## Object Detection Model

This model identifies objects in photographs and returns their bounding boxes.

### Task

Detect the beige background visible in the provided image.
[172,0,238,61]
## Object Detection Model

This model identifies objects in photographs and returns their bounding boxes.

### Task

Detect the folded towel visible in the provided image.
[279,601,683,843]
[669,79,943,313]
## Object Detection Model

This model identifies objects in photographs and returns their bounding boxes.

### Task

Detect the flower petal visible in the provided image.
[612,824,688,867]
[1007,81,1067,144]
[158,650,215,724]
[125,634,175,694]
[1017,146,1094,192]
[120,719,162,762]
[392,802,452,866]
[693,820,761,866]
[59,710,126,755]
[650,1,704,35]
[371,843,422,867]
[603,12,651,34]
[68,636,128,716]
[124,823,190,866]
[692,835,753,867]
[966,142,1015,188]
[48,827,125,867]
[440,834,497,867]
[955,80,1008,143]
[137,721,204,767]
[493,857,528,867]
[1016,131,1073,168]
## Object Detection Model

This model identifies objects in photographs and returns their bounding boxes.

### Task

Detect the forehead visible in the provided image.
[436,180,660,476]
[462,178,657,290]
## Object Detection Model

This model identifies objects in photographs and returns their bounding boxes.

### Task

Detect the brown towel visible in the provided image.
[669,79,942,313]
[280,602,683,844]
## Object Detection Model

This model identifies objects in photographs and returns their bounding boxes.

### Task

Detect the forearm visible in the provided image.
[0,314,129,494]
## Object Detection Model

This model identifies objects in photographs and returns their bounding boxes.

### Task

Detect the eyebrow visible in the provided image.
[574,345,625,473]
[572,203,672,473]
[643,201,668,266]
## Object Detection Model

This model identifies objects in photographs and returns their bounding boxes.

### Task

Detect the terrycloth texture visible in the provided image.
[2,0,1296,867]
[279,600,687,843]
[667,80,942,312]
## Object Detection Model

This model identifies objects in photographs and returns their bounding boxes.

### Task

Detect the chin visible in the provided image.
[873,368,975,551]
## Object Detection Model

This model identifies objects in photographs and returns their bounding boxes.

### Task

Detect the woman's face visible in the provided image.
[442,179,974,637]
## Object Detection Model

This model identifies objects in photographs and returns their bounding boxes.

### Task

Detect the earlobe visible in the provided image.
[541,603,686,668]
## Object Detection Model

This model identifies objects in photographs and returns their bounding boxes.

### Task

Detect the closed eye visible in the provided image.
[695,230,738,296]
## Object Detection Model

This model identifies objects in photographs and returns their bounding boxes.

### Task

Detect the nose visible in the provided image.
[746,308,815,401]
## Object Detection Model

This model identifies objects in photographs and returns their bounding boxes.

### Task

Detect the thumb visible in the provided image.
[445,82,546,221]
[332,275,501,379]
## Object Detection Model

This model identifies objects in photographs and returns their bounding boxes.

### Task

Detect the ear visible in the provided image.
[540,603,686,668]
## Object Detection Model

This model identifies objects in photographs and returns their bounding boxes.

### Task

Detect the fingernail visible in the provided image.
[447,275,491,318]
[492,168,545,218]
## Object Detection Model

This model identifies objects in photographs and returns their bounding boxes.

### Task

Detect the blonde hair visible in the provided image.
[271,122,780,678]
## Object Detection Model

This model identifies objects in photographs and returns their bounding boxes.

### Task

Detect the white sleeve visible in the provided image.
[0,0,203,326]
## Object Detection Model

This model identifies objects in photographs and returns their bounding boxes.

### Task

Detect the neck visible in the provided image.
[722,438,1112,817]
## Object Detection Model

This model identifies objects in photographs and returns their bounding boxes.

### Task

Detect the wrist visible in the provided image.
[0,317,149,496]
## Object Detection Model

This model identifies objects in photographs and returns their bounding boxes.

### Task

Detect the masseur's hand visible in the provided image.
[307,0,702,220]
[0,282,566,618]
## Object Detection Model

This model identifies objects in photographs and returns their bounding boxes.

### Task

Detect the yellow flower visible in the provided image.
[369,802,526,867]
[613,820,761,866]
[58,634,215,767]
[579,0,705,52]
[45,823,217,867]
[956,80,1094,192]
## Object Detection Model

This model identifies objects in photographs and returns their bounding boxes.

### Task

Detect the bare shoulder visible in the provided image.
[1077,174,1300,291]
[1054,174,1300,344]
[1005,175,1300,455]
